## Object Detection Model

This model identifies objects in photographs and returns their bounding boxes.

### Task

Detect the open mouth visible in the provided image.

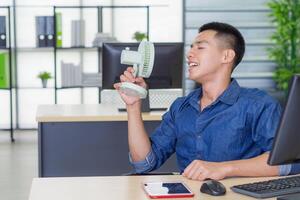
[188,62,199,67]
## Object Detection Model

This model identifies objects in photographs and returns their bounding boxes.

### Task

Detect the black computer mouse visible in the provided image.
[200,180,226,196]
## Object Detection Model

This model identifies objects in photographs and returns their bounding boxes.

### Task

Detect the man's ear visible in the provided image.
[222,49,235,64]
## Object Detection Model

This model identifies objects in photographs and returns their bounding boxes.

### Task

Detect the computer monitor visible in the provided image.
[102,42,184,90]
[268,75,300,165]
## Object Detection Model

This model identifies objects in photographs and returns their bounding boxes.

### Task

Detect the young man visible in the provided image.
[113,22,293,180]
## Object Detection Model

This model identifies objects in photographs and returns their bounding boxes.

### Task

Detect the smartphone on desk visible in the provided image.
[143,182,194,199]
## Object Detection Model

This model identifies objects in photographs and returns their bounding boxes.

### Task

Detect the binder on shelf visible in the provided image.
[0,16,6,48]
[0,52,9,88]
[55,13,62,47]
[82,73,102,87]
[46,16,54,47]
[61,61,82,87]
[35,16,47,47]
[71,20,85,47]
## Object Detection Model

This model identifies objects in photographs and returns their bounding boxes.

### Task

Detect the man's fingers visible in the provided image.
[183,161,198,178]
[190,164,207,180]
[183,160,211,180]
[135,77,147,88]
[183,161,195,176]
[124,71,134,80]
[113,83,121,89]
[126,67,134,73]
[190,166,203,180]
[135,77,146,84]
[120,75,129,82]
[124,71,135,82]
[197,171,210,181]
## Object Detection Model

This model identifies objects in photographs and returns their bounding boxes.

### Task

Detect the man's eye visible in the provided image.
[198,47,204,49]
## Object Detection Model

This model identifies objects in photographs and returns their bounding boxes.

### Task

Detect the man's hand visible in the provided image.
[182,154,280,181]
[113,67,147,106]
[182,160,232,181]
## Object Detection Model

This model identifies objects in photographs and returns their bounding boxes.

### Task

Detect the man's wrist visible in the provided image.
[126,101,142,113]
[222,162,236,177]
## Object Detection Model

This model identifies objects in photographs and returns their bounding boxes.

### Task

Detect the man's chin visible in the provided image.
[188,75,205,85]
[188,74,195,80]
[189,74,200,81]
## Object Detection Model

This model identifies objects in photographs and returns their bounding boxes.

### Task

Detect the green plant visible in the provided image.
[267,0,300,92]
[132,31,148,42]
[37,71,52,80]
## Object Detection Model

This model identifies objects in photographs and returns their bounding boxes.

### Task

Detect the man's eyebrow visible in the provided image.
[190,40,209,47]
[194,40,209,45]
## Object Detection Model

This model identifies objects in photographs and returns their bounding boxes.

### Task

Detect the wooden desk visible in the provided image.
[29,175,279,200]
[36,104,177,177]
[36,104,163,122]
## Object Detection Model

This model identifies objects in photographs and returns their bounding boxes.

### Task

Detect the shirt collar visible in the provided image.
[189,79,241,110]
[218,79,241,105]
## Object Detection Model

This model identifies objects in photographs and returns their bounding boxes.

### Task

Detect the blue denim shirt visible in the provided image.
[130,79,294,175]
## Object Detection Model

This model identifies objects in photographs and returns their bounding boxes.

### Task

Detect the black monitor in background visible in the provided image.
[102,42,184,90]
[268,75,300,165]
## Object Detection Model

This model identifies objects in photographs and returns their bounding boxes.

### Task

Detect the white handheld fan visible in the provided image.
[119,40,155,99]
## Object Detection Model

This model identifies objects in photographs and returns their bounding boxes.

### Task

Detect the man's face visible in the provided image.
[187,30,225,82]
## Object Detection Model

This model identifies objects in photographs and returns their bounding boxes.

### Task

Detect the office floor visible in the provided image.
[0,130,38,200]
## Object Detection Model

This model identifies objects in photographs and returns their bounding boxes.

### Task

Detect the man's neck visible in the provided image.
[200,78,231,110]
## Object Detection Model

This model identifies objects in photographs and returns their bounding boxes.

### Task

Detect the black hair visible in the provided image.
[199,22,245,69]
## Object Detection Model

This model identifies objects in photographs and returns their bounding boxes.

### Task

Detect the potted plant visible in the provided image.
[37,71,52,88]
[267,0,300,93]
[132,31,148,42]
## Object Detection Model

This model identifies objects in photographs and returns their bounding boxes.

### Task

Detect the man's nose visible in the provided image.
[187,48,194,59]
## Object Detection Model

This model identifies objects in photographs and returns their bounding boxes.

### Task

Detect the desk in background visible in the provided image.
[36,104,177,177]
[29,175,279,200]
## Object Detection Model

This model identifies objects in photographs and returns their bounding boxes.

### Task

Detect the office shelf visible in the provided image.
[17,87,55,89]
[56,86,101,89]
[0,6,14,142]
[17,47,54,52]
[56,47,99,51]
[1,3,151,130]
[52,5,149,103]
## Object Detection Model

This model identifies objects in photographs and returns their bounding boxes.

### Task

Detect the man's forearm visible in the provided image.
[225,153,279,177]
[127,102,151,162]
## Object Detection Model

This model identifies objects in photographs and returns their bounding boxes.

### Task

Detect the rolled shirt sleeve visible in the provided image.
[279,164,292,176]
[129,150,157,173]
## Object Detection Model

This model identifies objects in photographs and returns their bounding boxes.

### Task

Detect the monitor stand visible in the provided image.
[118,94,167,113]
[141,94,150,112]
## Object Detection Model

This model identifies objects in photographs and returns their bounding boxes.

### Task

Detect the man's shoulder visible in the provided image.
[239,87,279,106]
[176,88,200,103]
[169,88,200,110]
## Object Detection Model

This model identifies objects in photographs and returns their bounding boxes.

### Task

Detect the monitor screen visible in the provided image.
[268,75,300,165]
[102,42,184,89]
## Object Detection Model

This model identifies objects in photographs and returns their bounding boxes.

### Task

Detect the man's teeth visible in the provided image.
[189,63,199,67]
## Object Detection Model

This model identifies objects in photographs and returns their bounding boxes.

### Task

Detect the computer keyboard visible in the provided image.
[231,175,300,198]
